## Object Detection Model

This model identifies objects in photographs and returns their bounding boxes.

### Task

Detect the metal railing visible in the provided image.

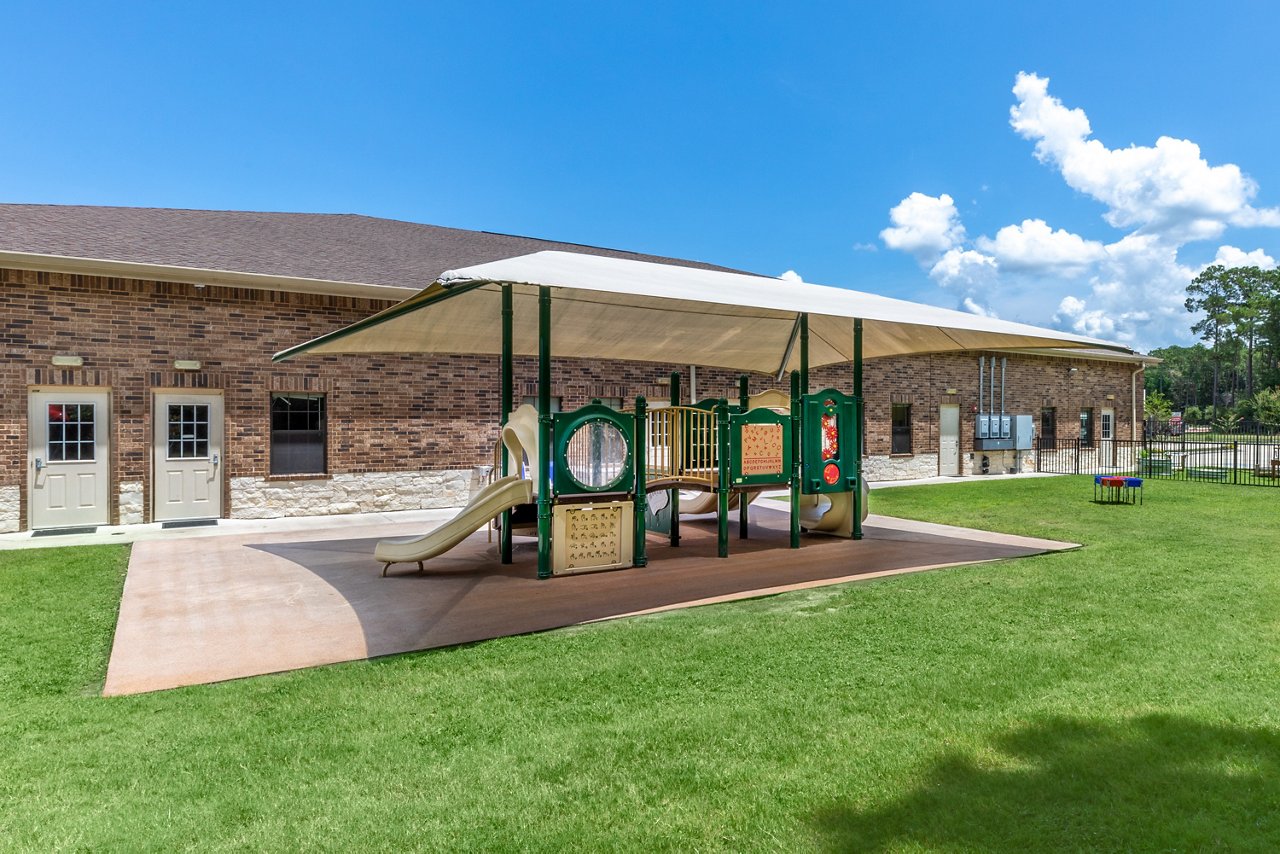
[1034,437,1280,487]
[645,405,720,488]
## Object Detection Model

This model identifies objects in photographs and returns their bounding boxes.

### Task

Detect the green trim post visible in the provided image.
[633,395,648,566]
[799,313,810,395]
[499,283,513,564]
[537,286,553,579]
[738,374,749,539]
[853,317,864,540]
[669,371,681,547]
[789,369,801,549]
[716,400,730,558]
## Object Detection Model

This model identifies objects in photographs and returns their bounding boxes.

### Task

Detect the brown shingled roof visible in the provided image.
[0,203,755,290]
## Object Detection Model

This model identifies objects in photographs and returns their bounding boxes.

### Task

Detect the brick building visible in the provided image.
[0,204,1153,533]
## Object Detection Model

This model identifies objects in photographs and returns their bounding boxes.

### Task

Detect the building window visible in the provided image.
[46,403,96,462]
[891,403,912,454]
[521,395,562,413]
[1080,407,1094,448]
[167,404,210,460]
[271,394,326,475]
[595,396,625,410]
[1040,408,1057,448]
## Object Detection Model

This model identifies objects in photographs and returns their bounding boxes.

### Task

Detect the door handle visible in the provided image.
[212,453,220,466]
[34,457,45,471]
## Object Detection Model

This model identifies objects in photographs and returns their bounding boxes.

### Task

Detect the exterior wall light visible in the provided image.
[51,355,84,367]
[174,359,202,371]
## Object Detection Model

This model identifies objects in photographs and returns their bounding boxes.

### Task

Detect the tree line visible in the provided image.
[1145,265,1280,426]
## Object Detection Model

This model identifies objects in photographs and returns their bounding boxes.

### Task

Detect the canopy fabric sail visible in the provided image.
[273,250,1130,371]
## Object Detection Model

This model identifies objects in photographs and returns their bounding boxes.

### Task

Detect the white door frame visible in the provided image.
[27,387,112,530]
[939,403,961,476]
[152,390,224,522]
[1100,407,1116,467]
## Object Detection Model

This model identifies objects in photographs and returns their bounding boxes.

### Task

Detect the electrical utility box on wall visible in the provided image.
[1013,415,1035,450]
[976,414,1032,451]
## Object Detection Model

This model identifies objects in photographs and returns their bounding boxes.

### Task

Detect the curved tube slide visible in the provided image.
[797,478,871,535]
[375,475,533,576]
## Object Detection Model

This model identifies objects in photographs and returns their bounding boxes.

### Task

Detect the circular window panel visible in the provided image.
[564,419,630,490]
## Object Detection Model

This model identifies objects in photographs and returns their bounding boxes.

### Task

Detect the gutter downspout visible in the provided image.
[1131,365,1143,439]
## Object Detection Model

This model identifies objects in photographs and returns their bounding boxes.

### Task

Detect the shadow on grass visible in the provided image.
[814,715,1279,851]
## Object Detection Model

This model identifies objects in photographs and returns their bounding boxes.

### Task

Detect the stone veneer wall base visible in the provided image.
[230,469,475,519]
[863,453,941,481]
[0,485,18,533]
[118,482,144,526]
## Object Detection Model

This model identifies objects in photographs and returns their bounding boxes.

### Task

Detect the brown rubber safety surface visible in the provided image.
[104,505,1077,695]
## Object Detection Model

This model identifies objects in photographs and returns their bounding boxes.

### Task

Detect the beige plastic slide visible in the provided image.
[375,475,533,576]
[502,404,540,493]
[798,478,871,535]
[679,489,750,516]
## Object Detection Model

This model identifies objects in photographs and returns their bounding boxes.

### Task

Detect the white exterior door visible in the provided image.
[939,403,961,476]
[1100,407,1115,466]
[28,389,111,530]
[153,392,224,522]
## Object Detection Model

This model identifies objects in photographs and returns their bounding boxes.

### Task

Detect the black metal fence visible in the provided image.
[1034,437,1280,487]
[1144,418,1280,441]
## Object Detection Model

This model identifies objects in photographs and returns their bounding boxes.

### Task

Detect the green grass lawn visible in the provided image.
[1,477,1278,851]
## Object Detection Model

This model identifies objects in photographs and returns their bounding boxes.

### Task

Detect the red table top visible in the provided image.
[1100,477,1127,487]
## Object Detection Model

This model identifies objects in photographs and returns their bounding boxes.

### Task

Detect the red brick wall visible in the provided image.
[1,267,1142,528]
[809,352,1142,458]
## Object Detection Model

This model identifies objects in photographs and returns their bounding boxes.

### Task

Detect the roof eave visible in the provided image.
[0,250,419,301]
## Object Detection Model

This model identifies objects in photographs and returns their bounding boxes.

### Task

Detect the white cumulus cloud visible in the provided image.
[929,248,998,290]
[1010,71,1280,241]
[880,192,965,259]
[975,219,1105,274]
[878,72,1280,349]
[1211,245,1277,270]
[962,297,999,318]
[778,269,803,283]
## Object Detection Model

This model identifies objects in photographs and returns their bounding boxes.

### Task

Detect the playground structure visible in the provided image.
[378,371,870,576]
[274,250,1128,580]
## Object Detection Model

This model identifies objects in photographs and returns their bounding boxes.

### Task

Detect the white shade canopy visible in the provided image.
[274,250,1129,372]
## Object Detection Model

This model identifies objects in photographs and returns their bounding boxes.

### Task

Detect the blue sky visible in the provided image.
[5,2,1280,350]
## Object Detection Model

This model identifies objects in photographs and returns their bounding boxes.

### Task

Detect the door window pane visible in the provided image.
[167,404,210,459]
[1080,408,1094,447]
[891,403,912,454]
[1040,408,1057,448]
[271,394,326,475]
[47,402,96,462]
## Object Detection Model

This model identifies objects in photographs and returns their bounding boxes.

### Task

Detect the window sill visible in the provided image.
[889,453,914,458]
[265,473,330,482]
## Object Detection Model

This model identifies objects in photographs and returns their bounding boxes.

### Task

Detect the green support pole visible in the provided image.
[537,287,553,579]
[738,374,749,539]
[799,313,810,395]
[716,401,730,558]
[499,283,513,564]
[669,371,681,547]
[789,370,801,549]
[853,317,864,541]
[633,395,648,566]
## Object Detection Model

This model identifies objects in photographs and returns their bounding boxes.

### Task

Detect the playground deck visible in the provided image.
[104,505,1077,696]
